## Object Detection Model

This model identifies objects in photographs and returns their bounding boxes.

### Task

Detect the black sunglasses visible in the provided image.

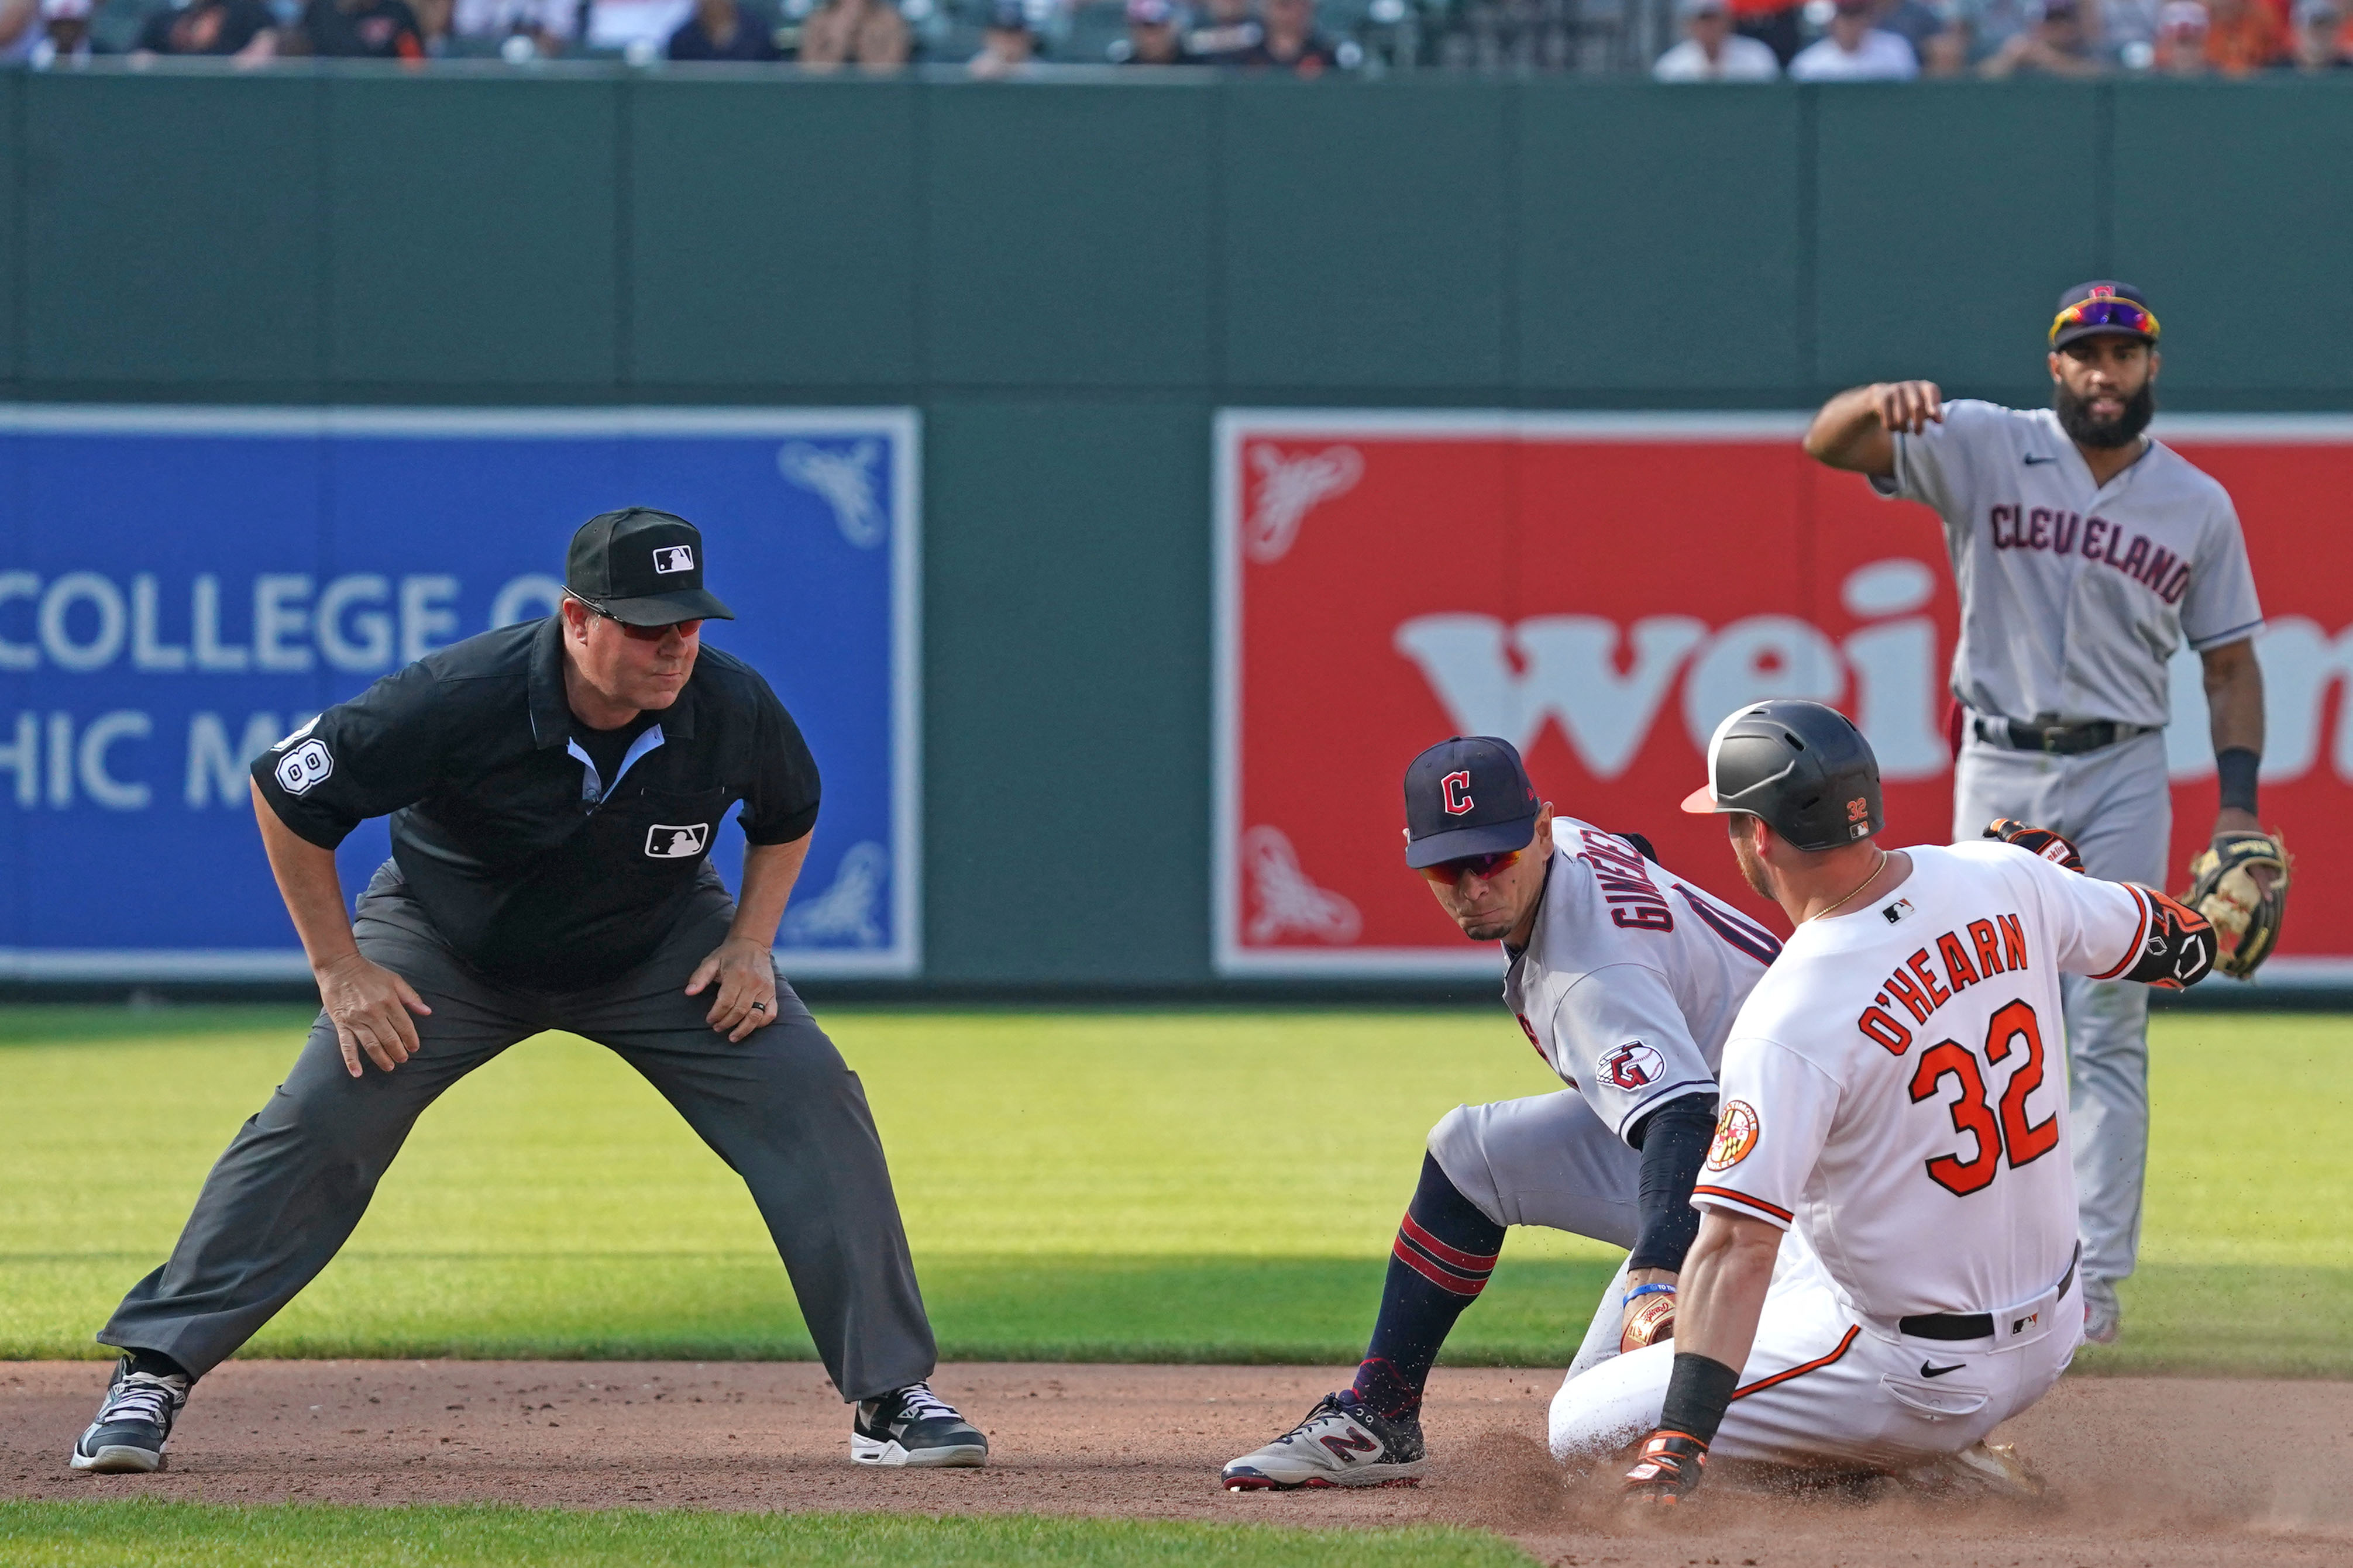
[573,596,701,643]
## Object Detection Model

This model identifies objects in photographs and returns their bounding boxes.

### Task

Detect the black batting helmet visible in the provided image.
[1680,701,1882,853]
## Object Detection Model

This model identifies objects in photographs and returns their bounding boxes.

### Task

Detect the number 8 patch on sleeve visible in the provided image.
[275,738,334,795]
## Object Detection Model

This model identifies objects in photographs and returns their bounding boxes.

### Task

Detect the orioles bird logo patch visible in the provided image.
[1706,1100,1760,1170]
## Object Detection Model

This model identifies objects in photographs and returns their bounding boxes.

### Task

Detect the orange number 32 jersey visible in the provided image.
[1693,840,2152,1324]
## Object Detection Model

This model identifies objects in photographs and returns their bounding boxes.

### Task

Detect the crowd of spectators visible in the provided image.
[1655,0,2352,77]
[9,0,2346,70]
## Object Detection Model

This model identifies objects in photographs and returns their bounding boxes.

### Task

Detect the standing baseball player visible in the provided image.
[1220,736,1784,1490]
[72,508,986,1476]
[1801,281,2283,1344]
[1551,701,2216,1499]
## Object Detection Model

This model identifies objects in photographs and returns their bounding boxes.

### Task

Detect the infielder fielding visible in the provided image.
[1222,735,1784,1489]
[73,509,986,1475]
[1801,281,2285,1343]
[1549,700,2216,1499]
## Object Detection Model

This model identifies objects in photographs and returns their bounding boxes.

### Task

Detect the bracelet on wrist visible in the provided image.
[1623,1282,1677,1307]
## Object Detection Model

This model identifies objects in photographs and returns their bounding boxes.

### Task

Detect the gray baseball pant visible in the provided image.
[1950,728,2172,1292]
[1425,1090,1642,1380]
[99,861,938,1401]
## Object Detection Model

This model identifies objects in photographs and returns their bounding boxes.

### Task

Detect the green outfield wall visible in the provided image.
[9,70,2351,993]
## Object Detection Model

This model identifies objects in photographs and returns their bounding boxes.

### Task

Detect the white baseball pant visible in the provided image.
[1549,1225,2083,1471]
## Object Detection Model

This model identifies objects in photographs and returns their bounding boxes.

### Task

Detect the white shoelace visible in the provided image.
[97,1373,184,1429]
[893,1381,959,1422]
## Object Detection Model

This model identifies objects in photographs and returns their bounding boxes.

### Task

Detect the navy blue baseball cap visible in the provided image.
[1403,737,1542,869]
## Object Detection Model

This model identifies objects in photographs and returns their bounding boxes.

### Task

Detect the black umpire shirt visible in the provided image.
[252,616,820,989]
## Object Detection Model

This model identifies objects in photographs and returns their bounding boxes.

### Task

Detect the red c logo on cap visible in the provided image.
[1442,771,1474,816]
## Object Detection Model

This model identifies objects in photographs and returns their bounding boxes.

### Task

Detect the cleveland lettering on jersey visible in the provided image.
[1574,828,1674,933]
[1986,505,2191,604]
[1856,913,2029,1056]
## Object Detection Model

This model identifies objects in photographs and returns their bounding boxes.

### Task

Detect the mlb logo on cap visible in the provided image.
[565,506,735,627]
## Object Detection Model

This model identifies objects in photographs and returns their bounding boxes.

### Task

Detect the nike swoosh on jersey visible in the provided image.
[2022,454,2058,464]
[1920,1360,1967,1378]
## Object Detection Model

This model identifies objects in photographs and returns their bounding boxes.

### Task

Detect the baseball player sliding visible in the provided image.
[1802,281,2285,1344]
[1222,736,1784,1489]
[1550,701,2216,1500]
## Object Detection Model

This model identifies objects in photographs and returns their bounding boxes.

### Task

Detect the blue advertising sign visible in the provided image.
[0,407,921,980]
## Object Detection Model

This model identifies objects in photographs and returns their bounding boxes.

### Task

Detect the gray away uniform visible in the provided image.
[1430,818,1777,1373]
[1877,401,2264,1295]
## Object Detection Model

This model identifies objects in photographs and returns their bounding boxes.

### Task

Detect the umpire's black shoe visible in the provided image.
[850,1381,988,1468]
[71,1356,191,1474]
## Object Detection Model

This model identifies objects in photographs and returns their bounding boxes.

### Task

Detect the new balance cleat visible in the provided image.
[1221,1389,1427,1490]
[851,1381,988,1468]
[70,1356,190,1474]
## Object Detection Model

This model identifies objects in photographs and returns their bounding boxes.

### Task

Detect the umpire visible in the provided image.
[73,508,986,1476]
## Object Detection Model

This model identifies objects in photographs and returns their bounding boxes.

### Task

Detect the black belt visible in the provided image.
[1972,715,2150,756]
[1899,1244,2079,1342]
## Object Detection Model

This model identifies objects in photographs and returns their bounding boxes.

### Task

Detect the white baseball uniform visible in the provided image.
[1549,840,2158,1470]
[1873,400,2263,1301]
[1429,818,1778,1365]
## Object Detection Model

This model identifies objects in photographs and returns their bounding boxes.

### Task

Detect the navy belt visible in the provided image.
[1973,715,2152,756]
[1899,1244,2079,1342]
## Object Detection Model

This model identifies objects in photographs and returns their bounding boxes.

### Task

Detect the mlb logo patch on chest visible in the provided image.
[645,822,710,859]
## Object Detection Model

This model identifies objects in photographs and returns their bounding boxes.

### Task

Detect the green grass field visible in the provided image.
[2,1006,2347,1376]
[0,1501,1528,1567]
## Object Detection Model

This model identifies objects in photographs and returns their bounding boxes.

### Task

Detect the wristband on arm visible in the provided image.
[2216,747,2260,815]
[1656,1351,1740,1448]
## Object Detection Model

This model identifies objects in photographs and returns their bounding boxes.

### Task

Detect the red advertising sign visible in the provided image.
[1215,412,2352,982]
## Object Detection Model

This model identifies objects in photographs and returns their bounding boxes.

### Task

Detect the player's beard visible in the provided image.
[1461,915,1515,942]
[1731,830,1776,902]
[2055,376,2156,449]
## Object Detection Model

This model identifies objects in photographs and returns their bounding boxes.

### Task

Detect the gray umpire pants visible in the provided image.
[1951,728,2172,1291]
[99,862,938,1401]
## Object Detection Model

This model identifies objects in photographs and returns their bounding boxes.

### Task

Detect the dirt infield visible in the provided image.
[6,1360,2348,1566]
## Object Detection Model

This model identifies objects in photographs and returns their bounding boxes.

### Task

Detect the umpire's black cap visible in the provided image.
[566,508,736,626]
[1403,736,1542,869]
[1680,700,1883,853]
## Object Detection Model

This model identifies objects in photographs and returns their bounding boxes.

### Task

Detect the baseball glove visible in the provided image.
[1983,818,2084,873]
[1620,1288,1676,1354]
[2183,832,2291,980]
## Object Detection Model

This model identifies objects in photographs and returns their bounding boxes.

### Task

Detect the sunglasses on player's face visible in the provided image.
[580,599,701,643]
[2049,298,2160,344]
[1418,847,1523,885]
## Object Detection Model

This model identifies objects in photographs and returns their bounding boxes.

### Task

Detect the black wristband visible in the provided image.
[1657,1352,1739,1447]
[2216,747,2260,815]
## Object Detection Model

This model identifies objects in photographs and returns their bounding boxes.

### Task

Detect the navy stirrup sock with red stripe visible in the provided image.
[1353,1153,1506,1420]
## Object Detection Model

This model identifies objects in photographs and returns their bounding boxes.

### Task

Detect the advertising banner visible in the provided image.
[0,407,920,980]
[1215,411,2352,983]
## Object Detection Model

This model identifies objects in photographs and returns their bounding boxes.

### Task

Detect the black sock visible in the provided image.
[125,1348,190,1381]
[1354,1154,1506,1419]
